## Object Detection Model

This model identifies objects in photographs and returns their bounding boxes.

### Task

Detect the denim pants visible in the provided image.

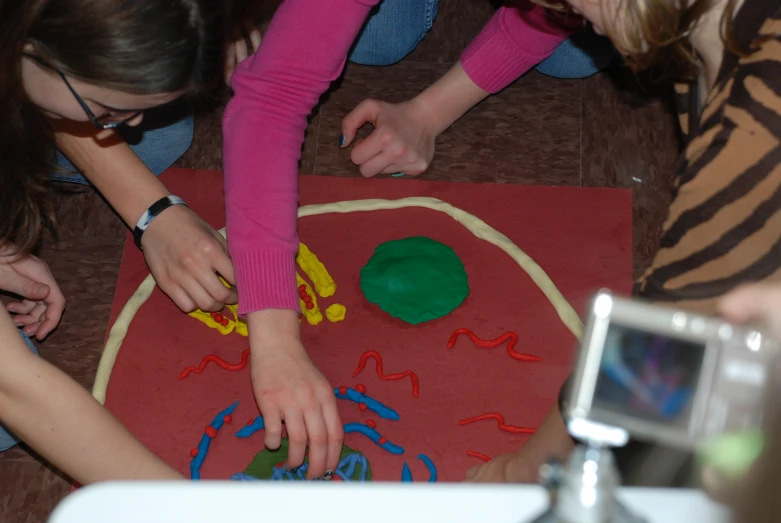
[349,0,613,78]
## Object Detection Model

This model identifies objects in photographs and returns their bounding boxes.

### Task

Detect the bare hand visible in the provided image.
[0,248,65,340]
[141,205,237,313]
[719,282,781,340]
[465,407,574,484]
[340,98,437,178]
[464,451,539,484]
[249,312,343,480]
[224,23,262,86]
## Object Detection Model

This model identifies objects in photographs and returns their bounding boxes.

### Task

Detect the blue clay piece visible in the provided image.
[235,415,265,438]
[190,401,239,480]
[401,462,413,482]
[343,422,404,454]
[343,453,358,478]
[248,453,370,482]
[359,456,368,481]
[231,473,261,481]
[334,387,400,420]
[418,454,437,482]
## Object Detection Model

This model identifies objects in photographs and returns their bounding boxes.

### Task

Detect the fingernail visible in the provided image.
[285,466,300,474]
[338,134,346,147]
[310,477,322,482]
[323,470,334,481]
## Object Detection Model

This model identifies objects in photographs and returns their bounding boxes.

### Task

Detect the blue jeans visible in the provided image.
[349,0,613,79]
[53,103,194,184]
[535,27,616,79]
[0,331,38,451]
[349,0,439,65]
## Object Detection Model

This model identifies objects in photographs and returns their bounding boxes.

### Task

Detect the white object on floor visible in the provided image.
[49,482,729,523]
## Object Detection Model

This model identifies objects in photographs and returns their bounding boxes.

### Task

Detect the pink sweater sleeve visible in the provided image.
[223,0,380,315]
[461,1,583,93]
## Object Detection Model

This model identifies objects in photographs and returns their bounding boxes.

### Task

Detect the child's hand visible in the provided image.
[141,205,237,313]
[0,248,65,340]
[340,98,437,178]
[719,282,781,340]
[464,407,574,484]
[464,451,538,484]
[248,309,344,480]
[224,22,262,86]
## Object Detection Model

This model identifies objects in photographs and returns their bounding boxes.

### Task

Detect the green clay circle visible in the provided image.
[360,236,469,324]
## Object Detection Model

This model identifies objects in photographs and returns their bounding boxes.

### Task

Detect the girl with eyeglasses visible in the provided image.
[0,0,228,483]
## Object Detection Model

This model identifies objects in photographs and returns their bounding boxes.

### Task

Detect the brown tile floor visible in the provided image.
[2,35,682,523]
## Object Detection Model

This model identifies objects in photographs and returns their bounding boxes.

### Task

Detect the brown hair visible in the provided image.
[531,0,744,79]
[0,0,219,253]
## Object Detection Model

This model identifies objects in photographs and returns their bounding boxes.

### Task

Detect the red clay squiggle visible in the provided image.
[353,350,420,398]
[177,348,251,380]
[447,328,541,362]
[458,413,536,435]
[466,450,492,462]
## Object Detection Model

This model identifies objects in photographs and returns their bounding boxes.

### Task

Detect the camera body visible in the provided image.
[566,291,780,450]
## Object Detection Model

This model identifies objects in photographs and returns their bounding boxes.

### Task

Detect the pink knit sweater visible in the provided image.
[223,0,579,315]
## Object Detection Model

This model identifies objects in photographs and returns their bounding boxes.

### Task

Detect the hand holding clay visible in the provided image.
[141,205,237,313]
[340,98,437,178]
[248,309,344,480]
[0,247,65,340]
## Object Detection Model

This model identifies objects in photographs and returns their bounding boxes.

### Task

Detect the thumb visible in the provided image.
[6,273,50,300]
[340,99,382,148]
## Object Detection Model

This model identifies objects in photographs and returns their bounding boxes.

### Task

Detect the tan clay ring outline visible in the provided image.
[92,197,584,404]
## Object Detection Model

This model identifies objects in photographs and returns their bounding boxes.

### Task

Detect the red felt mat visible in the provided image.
[103,168,632,482]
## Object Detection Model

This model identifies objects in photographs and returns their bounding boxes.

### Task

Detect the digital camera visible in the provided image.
[566,291,780,449]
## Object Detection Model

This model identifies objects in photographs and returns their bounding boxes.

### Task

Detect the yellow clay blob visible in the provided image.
[187,278,247,336]
[325,303,346,323]
[297,243,336,298]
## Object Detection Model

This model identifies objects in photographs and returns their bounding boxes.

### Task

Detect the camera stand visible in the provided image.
[526,421,646,523]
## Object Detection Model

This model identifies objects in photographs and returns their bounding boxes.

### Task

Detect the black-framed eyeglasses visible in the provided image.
[24,53,141,129]
[55,70,141,130]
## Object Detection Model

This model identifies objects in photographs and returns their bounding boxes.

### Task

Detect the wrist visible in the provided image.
[412,61,489,136]
[133,195,188,250]
[411,91,457,137]
[247,309,302,349]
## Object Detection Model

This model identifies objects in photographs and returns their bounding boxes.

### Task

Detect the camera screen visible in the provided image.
[592,324,707,427]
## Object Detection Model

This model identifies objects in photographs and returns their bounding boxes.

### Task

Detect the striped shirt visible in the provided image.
[635,0,781,314]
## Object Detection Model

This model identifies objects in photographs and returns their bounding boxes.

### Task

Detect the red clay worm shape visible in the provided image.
[353,350,420,398]
[447,328,541,362]
[177,348,251,380]
[466,450,492,462]
[458,412,537,435]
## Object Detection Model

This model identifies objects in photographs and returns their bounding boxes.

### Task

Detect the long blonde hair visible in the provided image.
[531,0,745,79]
